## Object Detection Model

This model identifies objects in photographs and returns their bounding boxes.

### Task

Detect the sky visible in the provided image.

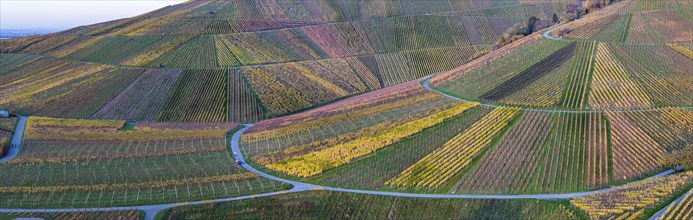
[1,0,186,30]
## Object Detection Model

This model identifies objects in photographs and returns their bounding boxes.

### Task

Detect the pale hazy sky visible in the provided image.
[1,0,186,30]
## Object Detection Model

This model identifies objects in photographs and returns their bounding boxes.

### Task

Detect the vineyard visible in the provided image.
[455,112,610,194]
[479,42,577,102]
[242,81,455,164]
[64,36,176,65]
[0,117,288,208]
[0,0,691,218]
[241,59,369,116]
[436,39,572,101]
[658,188,693,220]
[148,36,218,69]
[266,101,480,178]
[571,171,693,219]
[314,106,492,190]
[0,55,146,118]
[437,37,692,111]
[0,0,582,119]
[0,118,16,157]
[91,69,182,121]
[588,43,652,110]
[386,108,519,189]
[0,210,142,220]
[158,69,230,122]
[160,191,579,220]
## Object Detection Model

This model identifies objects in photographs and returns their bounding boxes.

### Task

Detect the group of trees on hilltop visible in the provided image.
[494,0,622,49]
[583,0,621,10]
[494,16,555,49]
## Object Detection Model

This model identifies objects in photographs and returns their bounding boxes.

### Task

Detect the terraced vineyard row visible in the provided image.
[0,53,41,72]
[242,59,369,116]
[160,191,578,220]
[571,171,693,220]
[0,211,142,220]
[480,42,577,101]
[607,111,666,180]
[386,107,519,189]
[266,101,480,177]
[589,13,632,43]
[242,83,454,162]
[148,36,217,69]
[0,56,146,119]
[64,36,176,65]
[158,69,229,122]
[668,43,693,59]
[588,43,651,110]
[621,108,693,152]
[499,49,574,107]
[625,13,662,43]
[635,0,691,12]
[610,44,692,107]
[564,1,692,43]
[589,44,690,110]
[228,68,265,122]
[157,68,264,123]
[315,106,492,190]
[658,189,693,220]
[91,69,182,121]
[0,117,288,208]
[456,111,610,194]
[438,39,571,99]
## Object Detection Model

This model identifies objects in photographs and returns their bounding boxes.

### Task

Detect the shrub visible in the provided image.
[664,145,693,170]
[471,50,489,60]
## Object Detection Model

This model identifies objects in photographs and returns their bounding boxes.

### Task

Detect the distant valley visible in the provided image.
[0,29,60,39]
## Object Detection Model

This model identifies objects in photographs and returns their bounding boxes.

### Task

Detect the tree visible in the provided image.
[664,145,693,170]
[583,0,596,9]
[526,16,539,34]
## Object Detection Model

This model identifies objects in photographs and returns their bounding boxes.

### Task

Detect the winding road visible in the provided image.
[0,121,678,220]
[0,27,685,220]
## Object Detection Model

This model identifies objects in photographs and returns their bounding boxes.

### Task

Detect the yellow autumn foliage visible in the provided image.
[122,35,193,67]
[667,43,693,59]
[386,107,520,188]
[571,171,693,219]
[0,173,256,193]
[25,117,229,141]
[589,43,651,110]
[266,101,479,177]
[243,92,442,141]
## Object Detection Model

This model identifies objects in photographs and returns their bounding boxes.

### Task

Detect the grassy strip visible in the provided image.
[621,14,632,42]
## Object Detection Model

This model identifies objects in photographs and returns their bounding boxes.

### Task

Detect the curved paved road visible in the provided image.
[0,123,677,220]
[0,116,27,163]
[230,124,664,199]
[543,28,562,40]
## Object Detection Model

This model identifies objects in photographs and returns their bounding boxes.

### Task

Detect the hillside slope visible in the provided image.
[0,0,575,122]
